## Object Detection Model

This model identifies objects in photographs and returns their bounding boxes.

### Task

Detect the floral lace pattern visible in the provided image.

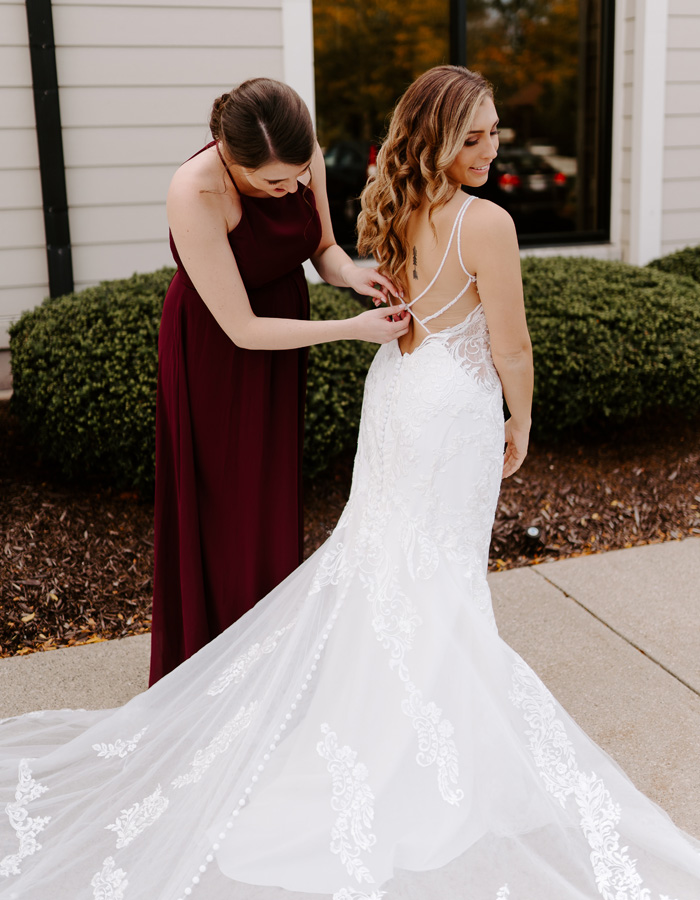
[172,703,258,788]
[93,727,148,760]
[0,759,51,877]
[91,856,128,899]
[207,624,296,696]
[317,725,377,885]
[510,659,671,900]
[104,785,168,849]
[496,887,510,899]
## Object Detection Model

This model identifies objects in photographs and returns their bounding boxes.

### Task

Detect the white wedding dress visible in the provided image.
[2,198,699,900]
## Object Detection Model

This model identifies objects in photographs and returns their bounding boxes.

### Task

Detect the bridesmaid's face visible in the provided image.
[242,159,313,198]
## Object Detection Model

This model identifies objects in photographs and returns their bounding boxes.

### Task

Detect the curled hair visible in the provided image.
[210,78,316,170]
[357,66,493,292]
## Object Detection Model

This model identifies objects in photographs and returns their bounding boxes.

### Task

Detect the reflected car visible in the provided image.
[470,147,569,228]
[323,141,377,248]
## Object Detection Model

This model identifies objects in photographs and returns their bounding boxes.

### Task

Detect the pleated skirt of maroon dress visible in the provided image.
[150,170,322,684]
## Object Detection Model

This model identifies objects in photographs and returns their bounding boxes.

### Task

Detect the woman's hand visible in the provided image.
[350,306,410,344]
[503,417,530,478]
[340,263,403,305]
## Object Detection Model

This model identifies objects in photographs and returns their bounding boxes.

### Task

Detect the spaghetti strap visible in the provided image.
[404,195,478,334]
[216,143,240,193]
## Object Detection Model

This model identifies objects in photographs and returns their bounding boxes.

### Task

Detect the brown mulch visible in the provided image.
[2,399,699,658]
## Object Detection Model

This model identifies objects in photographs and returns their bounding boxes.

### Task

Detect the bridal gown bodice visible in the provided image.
[2,199,700,900]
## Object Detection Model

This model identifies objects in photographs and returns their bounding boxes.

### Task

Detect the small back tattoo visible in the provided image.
[412,247,418,280]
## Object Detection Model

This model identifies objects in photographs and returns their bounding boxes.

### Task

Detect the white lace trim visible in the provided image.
[496,887,510,900]
[510,659,661,900]
[0,759,51,877]
[333,890,386,900]
[318,725,377,885]
[91,856,128,899]
[104,785,168,849]
[93,726,148,760]
[207,623,296,695]
[171,703,258,788]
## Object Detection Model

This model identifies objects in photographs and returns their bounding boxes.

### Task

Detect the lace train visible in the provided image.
[2,308,699,899]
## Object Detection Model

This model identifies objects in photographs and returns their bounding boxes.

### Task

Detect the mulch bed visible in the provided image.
[2,399,699,658]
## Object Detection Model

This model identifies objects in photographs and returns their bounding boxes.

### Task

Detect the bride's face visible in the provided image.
[445,97,500,188]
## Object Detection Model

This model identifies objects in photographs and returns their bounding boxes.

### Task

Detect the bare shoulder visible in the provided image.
[167,148,240,230]
[465,197,516,241]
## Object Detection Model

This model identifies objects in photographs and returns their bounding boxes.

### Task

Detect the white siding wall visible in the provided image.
[663,0,700,254]
[0,0,49,349]
[52,0,285,291]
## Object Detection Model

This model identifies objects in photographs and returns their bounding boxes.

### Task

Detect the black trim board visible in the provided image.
[25,0,74,297]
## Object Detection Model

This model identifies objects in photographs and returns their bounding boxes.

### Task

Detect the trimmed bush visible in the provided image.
[304,285,377,479]
[521,256,700,436]
[646,245,700,284]
[9,273,375,491]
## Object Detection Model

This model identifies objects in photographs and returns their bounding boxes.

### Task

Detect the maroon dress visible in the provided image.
[150,145,322,684]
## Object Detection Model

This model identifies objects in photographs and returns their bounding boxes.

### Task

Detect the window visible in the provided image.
[312,0,614,248]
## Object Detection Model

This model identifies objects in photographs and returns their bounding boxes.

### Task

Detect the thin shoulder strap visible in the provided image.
[405,196,478,334]
[216,143,240,193]
[405,196,473,312]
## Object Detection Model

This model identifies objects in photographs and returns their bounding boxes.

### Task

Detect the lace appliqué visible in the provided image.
[93,726,148,760]
[496,887,510,900]
[401,689,463,805]
[91,856,128,899]
[317,725,377,885]
[0,759,51,877]
[333,890,386,900]
[171,703,258,788]
[104,785,168,849]
[510,659,658,900]
[207,623,296,695]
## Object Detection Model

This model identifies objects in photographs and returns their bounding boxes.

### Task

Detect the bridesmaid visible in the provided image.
[150,78,408,684]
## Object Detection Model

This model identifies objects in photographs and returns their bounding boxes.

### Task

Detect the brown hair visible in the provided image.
[357,66,493,292]
[210,78,316,169]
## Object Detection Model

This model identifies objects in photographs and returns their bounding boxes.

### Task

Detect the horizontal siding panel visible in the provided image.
[60,86,218,128]
[66,165,174,207]
[53,0,280,7]
[0,208,46,249]
[622,49,634,84]
[664,147,699,179]
[666,83,700,116]
[622,115,632,149]
[661,209,700,242]
[660,239,699,255]
[0,168,42,209]
[663,179,700,210]
[667,15,700,48]
[0,247,49,289]
[54,6,281,48]
[666,49,700,81]
[0,128,39,169]
[665,115,700,147]
[0,47,33,87]
[621,148,632,186]
[0,3,28,46]
[72,241,174,285]
[0,86,35,128]
[621,84,633,128]
[670,0,700,15]
[56,46,283,87]
[623,16,635,53]
[69,203,167,246]
[63,125,207,167]
[0,287,51,349]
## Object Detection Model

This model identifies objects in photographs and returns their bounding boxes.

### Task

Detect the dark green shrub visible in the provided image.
[9,273,375,491]
[10,269,173,492]
[646,245,700,284]
[521,256,700,436]
[305,285,377,479]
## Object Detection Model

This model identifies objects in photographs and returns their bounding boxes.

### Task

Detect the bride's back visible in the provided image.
[398,191,482,355]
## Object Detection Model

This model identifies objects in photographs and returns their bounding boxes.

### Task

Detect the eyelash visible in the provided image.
[465,129,500,147]
[267,165,311,185]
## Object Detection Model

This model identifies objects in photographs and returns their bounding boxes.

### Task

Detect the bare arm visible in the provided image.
[466,201,533,477]
[308,145,402,301]
[167,159,408,351]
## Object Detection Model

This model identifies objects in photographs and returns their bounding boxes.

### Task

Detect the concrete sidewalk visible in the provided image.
[2,537,699,836]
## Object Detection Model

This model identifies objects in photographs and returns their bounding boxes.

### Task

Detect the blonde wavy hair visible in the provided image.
[357,66,493,293]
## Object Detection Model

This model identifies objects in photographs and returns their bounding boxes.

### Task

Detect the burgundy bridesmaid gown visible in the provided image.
[150,144,322,684]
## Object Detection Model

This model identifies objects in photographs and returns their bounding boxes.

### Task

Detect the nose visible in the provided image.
[285,180,298,193]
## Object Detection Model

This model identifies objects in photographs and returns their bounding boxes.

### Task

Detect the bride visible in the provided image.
[1,66,699,900]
